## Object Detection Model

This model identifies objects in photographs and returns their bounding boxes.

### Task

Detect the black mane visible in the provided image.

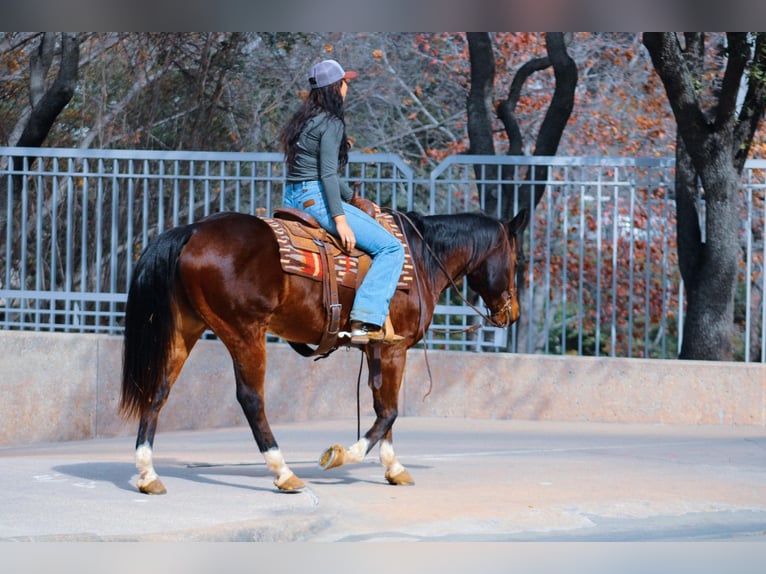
[400,211,505,285]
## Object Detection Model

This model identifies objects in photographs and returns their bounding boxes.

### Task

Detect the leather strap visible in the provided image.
[312,237,342,356]
[287,235,341,359]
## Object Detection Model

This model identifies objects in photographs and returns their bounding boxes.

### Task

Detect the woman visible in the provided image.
[280,59,405,345]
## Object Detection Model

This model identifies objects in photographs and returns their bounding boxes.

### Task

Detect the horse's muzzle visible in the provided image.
[490,293,519,328]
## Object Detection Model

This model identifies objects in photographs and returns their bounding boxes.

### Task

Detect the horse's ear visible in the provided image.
[508,208,530,235]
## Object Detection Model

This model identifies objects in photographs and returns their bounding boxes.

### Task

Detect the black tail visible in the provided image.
[120,224,196,420]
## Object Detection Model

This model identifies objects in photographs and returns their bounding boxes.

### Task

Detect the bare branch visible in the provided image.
[716,33,750,130]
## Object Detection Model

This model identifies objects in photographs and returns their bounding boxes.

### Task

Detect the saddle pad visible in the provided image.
[264,212,414,292]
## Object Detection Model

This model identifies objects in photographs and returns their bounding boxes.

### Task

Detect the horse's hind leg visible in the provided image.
[230,333,304,491]
[135,321,204,495]
[134,373,180,493]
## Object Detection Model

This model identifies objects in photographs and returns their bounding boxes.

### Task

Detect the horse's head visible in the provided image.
[466,209,528,328]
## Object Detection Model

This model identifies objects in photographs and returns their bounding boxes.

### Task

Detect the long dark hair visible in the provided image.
[280,81,350,170]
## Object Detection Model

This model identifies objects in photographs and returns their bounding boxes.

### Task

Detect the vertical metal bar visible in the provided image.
[34,158,44,329]
[155,159,166,233]
[234,160,241,213]
[96,159,104,298]
[594,167,603,356]
[577,172,586,355]
[3,162,12,324]
[744,180,752,362]
[126,160,135,295]
[203,160,210,217]
[141,161,149,246]
[429,165,436,215]
[19,157,29,328]
[80,158,89,332]
[627,181,636,357]
[216,161,226,211]
[109,159,120,324]
[164,160,176,227]
[256,161,262,215]
[406,165,414,212]
[610,170,619,357]
[643,171,652,357]
[525,166,537,354]
[48,158,57,330]
[760,175,766,363]
[64,157,74,332]
[541,173,554,354]
[561,176,569,355]
[76,162,88,332]
[659,170,670,359]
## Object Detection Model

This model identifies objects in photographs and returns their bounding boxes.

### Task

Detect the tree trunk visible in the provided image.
[522,32,578,216]
[15,33,80,150]
[677,156,741,360]
[643,32,766,361]
[466,32,496,156]
[466,32,500,217]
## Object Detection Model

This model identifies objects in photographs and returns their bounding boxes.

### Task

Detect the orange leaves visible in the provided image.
[529,176,684,357]
[423,141,468,164]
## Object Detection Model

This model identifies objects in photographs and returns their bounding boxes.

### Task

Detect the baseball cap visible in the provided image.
[308,59,358,89]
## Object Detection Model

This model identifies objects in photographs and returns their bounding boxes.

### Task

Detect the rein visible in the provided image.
[383,209,514,401]
[386,209,514,328]
[352,208,517,434]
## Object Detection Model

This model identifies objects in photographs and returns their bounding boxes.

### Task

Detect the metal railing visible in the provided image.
[1,146,764,361]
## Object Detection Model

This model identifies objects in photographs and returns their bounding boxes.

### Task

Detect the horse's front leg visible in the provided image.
[318,436,370,470]
[318,423,412,485]
[380,428,414,485]
[319,346,413,485]
[231,338,305,492]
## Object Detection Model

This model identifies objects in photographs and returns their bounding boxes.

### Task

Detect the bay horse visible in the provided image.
[120,206,528,494]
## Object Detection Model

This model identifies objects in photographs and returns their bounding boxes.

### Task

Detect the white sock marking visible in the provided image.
[346,438,369,463]
[135,443,159,485]
[380,440,405,477]
[263,448,295,486]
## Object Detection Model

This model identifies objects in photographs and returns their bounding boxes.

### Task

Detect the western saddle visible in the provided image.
[266,196,413,359]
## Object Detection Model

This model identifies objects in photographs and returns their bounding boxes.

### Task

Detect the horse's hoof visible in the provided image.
[276,474,305,491]
[138,478,167,495]
[319,444,345,470]
[385,468,414,486]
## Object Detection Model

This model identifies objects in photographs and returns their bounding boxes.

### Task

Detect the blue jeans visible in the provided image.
[284,181,405,328]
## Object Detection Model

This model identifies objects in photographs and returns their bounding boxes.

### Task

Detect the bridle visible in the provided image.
[487,221,518,327]
[359,209,516,412]
[389,209,516,331]
[491,288,516,327]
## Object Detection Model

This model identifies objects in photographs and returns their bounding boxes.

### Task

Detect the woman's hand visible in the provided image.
[334,215,356,251]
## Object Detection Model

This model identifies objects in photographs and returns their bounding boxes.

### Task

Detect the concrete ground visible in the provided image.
[2,416,766,543]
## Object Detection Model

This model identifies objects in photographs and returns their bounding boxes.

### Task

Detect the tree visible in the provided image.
[0,32,79,279]
[466,32,577,221]
[643,32,766,360]
[463,33,577,351]
[15,33,80,150]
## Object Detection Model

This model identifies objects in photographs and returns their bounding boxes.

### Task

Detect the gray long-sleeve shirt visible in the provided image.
[286,112,353,218]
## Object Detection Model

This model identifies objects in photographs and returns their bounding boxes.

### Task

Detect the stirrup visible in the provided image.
[346,319,404,345]
[349,323,371,345]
